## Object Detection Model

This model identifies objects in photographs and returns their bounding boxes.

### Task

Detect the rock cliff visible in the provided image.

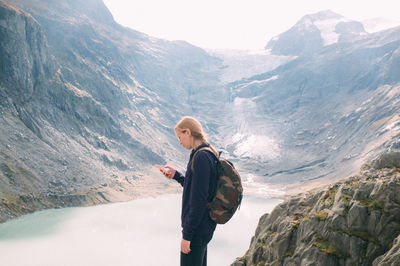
[0,0,222,223]
[232,151,400,265]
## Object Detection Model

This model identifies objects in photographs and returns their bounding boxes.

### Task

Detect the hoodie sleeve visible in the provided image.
[173,171,185,187]
[182,151,211,241]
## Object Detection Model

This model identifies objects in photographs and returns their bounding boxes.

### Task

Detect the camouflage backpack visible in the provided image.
[191,147,243,224]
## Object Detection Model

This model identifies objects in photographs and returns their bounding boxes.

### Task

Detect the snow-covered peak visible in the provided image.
[301,10,343,21]
[295,10,363,46]
[266,10,367,56]
[314,17,351,45]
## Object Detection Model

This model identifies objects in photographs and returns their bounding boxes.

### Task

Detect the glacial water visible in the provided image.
[0,194,281,266]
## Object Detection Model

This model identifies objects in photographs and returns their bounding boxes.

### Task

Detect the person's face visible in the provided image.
[177,129,192,150]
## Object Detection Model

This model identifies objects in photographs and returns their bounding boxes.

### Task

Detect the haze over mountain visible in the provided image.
[265,10,368,56]
[0,0,399,234]
[362,17,400,33]
[224,18,400,191]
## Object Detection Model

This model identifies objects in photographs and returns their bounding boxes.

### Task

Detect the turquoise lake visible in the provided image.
[0,194,281,266]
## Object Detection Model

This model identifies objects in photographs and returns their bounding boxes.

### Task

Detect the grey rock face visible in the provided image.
[232,152,400,265]
[373,235,400,265]
[336,21,366,42]
[0,1,53,102]
[0,0,222,223]
[367,152,400,170]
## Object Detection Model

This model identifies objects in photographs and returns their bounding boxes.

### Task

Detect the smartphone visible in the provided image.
[155,165,169,177]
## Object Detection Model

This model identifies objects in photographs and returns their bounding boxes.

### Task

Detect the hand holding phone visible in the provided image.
[155,165,170,178]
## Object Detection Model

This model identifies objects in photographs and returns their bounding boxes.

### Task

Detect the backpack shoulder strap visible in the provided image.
[190,147,218,172]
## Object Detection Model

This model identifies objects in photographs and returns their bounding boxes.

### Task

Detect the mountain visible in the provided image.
[0,0,223,222]
[231,152,400,265]
[266,10,367,56]
[220,23,400,192]
[1,0,399,230]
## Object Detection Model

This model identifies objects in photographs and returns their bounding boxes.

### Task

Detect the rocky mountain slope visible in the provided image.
[232,151,400,266]
[0,0,222,223]
[217,23,400,190]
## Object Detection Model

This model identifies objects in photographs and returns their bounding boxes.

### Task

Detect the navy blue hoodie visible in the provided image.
[173,142,217,241]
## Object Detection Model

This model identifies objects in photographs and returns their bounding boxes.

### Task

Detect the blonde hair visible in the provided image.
[175,116,219,157]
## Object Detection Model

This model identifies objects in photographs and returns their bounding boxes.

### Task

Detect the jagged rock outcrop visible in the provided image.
[373,235,400,265]
[232,151,400,265]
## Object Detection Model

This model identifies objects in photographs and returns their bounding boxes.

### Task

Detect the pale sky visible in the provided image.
[103,0,399,50]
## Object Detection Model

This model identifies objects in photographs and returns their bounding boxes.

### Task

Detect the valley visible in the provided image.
[0,0,399,228]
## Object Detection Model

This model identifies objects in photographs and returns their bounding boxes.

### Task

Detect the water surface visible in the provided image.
[0,194,281,266]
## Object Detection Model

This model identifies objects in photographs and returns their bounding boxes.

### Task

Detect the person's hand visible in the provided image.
[181,239,191,254]
[164,166,176,179]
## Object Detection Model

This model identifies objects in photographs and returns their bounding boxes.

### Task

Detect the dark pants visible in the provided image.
[180,233,213,266]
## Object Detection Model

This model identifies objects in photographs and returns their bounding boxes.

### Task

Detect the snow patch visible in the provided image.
[271,36,279,42]
[298,18,314,31]
[382,120,400,132]
[233,97,256,107]
[314,18,350,46]
[238,75,279,89]
[233,133,280,162]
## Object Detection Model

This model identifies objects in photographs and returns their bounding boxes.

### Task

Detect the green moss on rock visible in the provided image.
[322,188,336,206]
[312,235,350,259]
[359,199,384,213]
[284,249,295,257]
[341,194,352,206]
[313,210,328,221]
[256,260,266,266]
[329,228,380,245]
